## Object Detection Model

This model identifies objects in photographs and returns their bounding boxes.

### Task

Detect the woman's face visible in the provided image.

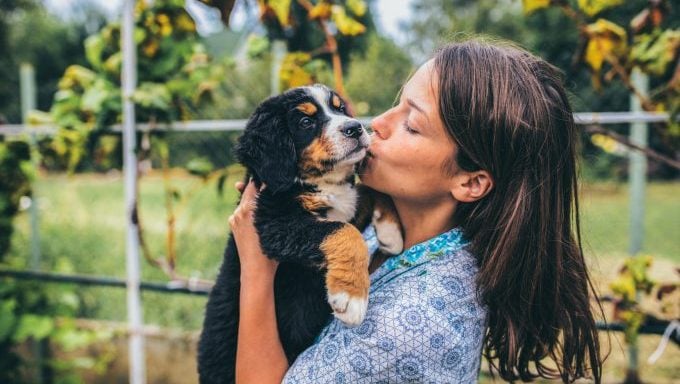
[361,60,458,204]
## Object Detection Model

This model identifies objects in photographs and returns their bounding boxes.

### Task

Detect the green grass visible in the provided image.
[6,171,244,329]
[579,182,680,262]
[5,174,680,330]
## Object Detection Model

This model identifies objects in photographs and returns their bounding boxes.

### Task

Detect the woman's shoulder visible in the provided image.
[283,247,487,383]
[371,245,481,301]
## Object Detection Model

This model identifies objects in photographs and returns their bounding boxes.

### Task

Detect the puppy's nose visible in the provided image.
[340,121,363,139]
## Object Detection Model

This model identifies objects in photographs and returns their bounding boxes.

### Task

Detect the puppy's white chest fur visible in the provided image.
[316,182,357,223]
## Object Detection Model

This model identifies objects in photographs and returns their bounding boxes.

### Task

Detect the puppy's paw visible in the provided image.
[328,291,368,326]
[373,209,404,255]
[321,225,370,326]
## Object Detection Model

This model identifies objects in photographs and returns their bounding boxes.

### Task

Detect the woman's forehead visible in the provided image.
[403,61,438,112]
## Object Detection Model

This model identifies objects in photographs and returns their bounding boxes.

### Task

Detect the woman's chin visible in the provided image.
[358,169,373,186]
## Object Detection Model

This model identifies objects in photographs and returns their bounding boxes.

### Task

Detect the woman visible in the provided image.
[229,39,603,383]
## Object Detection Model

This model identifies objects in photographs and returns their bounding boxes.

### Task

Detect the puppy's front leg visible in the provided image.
[371,192,404,255]
[321,224,370,326]
[354,185,404,256]
[255,210,369,326]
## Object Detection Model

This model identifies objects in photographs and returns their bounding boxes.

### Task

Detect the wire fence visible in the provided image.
[1,115,679,381]
[2,113,678,319]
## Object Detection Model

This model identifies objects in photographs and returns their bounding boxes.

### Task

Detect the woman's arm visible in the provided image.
[230,180,288,383]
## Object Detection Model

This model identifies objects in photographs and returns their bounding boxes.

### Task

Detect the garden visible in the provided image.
[0,0,678,383]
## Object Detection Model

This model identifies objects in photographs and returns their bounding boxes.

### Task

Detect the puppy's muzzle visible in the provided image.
[340,121,364,139]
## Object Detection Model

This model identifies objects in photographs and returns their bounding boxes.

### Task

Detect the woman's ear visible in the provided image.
[450,170,494,203]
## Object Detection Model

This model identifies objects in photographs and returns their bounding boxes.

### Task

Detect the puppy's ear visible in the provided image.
[236,97,297,193]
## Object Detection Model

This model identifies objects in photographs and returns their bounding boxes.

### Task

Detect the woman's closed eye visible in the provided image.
[403,120,419,135]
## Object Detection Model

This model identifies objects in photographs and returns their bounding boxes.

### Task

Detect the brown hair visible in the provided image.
[433,39,603,382]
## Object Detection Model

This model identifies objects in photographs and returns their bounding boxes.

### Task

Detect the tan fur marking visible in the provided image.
[300,136,333,173]
[298,193,332,213]
[297,102,317,116]
[332,94,341,108]
[321,225,369,297]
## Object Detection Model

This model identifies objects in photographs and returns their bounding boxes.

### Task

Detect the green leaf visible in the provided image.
[132,82,172,111]
[154,139,170,161]
[246,34,270,59]
[53,327,94,351]
[103,52,122,75]
[631,29,680,76]
[331,5,366,36]
[84,34,105,70]
[186,157,215,177]
[0,299,17,342]
[81,78,114,114]
[134,27,147,44]
[346,0,367,17]
[12,314,54,342]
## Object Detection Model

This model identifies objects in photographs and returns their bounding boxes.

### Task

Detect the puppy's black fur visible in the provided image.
[197,87,382,384]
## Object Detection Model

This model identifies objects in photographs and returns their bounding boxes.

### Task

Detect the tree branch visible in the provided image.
[297,0,346,97]
[585,125,680,170]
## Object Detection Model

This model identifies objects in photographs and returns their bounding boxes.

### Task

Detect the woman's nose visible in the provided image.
[370,110,392,140]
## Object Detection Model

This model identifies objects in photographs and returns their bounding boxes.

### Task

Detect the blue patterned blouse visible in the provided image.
[282,225,488,383]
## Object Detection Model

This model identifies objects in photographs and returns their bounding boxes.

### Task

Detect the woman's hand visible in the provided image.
[232,179,288,383]
[229,179,279,282]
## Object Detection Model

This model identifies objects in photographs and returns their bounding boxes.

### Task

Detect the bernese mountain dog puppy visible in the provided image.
[197,84,403,384]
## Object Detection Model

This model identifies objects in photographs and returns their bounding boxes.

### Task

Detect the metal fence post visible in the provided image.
[270,39,287,96]
[628,68,649,256]
[20,63,42,271]
[626,67,649,381]
[122,0,145,383]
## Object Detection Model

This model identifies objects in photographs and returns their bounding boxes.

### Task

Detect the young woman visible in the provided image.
[229,39,603,383]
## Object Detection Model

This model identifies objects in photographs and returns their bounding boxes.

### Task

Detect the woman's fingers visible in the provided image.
[229,180,259,229]
[235,181,246,193]
[241,180,259,210]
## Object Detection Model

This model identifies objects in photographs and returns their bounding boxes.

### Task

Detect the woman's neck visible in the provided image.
[392,198,457,250]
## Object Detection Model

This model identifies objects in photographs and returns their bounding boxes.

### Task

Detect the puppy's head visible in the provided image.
[236,84,370,193]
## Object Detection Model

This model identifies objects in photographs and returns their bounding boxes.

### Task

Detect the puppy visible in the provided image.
[197,85,403,384]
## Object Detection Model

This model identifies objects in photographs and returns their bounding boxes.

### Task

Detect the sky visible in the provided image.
[45,0,415,44]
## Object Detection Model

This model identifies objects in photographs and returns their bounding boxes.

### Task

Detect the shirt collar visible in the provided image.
[381,226,469,272]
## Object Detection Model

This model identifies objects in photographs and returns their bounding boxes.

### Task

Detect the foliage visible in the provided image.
[609,255,654,344]
[0,138,32,261]
[345,34,414,116]
[403,0,678,178]
[0,275,115,383]
[0,0,100,124]
[523,0,680,137]
[47,0,224,171]
[608,254,680,381]
[202,0,373,95]
[1,136,112,383]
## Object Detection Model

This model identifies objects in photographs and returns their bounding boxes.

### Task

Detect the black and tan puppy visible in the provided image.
[197,85,403,384]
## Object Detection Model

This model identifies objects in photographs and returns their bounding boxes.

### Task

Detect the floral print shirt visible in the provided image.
[282,225,488,383]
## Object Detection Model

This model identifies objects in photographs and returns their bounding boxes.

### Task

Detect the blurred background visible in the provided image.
[0,0,678,383]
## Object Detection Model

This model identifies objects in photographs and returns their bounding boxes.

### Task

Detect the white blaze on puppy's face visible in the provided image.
[306,85,371,165]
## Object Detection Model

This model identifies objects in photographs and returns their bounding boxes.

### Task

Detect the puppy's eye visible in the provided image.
[337,104,346,113]
[299,117,315,129]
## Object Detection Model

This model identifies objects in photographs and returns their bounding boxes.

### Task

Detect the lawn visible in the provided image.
[4,172,679,381]
[6,173,679,329]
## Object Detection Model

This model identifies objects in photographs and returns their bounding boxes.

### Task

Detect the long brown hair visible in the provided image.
[433,39,603,382]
